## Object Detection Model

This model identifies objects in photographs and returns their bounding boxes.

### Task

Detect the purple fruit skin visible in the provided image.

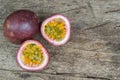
[3,10,39,44]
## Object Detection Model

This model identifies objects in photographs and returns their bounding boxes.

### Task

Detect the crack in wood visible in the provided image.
[56,6,86,14]
[0,69,112,80]
[105,9,120,13]
[87,1,96,18]
[84,21,111,30]
[54,73,111,80]
[86,76,111,80]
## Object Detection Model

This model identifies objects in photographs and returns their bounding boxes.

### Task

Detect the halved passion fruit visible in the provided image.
[16,40,49,71]
[41,14,71,46]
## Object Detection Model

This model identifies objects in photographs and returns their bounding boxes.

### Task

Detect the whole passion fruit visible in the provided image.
[16,40,49,71]
[41,14,71,46]
[3,10,39,44]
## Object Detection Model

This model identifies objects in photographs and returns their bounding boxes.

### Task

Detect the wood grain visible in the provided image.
[0,0,120,80]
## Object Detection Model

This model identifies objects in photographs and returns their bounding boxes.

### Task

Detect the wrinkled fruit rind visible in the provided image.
[3,10,39,44]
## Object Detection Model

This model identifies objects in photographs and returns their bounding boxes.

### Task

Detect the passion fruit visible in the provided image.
[41,14,71,46]
[3,10,39,44]
[16,40,49,71]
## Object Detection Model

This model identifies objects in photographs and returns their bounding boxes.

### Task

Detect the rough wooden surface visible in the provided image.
[0,0,120,80]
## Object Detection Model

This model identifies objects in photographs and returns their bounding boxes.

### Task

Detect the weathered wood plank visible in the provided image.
[0,70,106,80]
[0,0,120,80]
[0,29,119,79]
[0,70,24,80]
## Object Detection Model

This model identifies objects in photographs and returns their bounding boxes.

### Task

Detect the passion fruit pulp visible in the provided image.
[16,40,49,71]
[3,10,39,44]
[41,14,71,46]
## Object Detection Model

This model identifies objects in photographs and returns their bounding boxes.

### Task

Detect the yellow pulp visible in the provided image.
[21,43,44,67]
[44,18,66,41]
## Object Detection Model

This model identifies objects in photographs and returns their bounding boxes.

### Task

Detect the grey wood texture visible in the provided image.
[0,0,120,80]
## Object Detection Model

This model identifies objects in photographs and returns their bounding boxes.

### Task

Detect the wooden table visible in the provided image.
[0,0,120,80]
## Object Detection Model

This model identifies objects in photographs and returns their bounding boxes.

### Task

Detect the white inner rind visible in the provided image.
[17,40,49,71]
[41,15,70,46]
